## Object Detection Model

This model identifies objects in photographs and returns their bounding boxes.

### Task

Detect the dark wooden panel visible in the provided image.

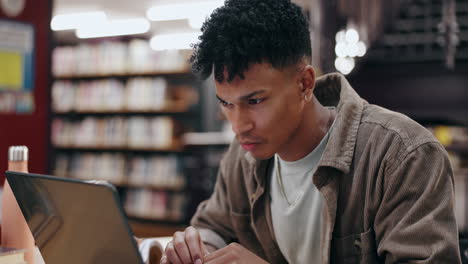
[349,62,468,125]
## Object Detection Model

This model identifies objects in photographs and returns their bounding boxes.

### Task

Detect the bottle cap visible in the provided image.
[8,146,29,161]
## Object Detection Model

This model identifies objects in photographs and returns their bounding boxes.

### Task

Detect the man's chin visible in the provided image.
[247,150,274,161]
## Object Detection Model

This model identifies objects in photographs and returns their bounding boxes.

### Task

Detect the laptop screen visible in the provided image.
[6,171,144,264]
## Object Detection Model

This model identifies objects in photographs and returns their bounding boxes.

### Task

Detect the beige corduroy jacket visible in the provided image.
[191,73,461,263]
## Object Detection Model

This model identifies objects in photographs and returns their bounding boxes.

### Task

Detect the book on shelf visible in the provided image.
[0,247,25,264]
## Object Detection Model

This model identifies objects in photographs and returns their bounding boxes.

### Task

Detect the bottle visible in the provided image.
[2,146,35,264]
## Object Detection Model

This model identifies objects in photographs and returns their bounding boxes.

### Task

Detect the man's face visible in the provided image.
[216,63,306,160]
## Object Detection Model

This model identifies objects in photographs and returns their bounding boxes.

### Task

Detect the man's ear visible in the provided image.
[299,65,316,102]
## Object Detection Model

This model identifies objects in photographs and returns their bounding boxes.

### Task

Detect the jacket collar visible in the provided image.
[316,73,365,175]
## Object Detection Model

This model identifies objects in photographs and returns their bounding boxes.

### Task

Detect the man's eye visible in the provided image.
[219,100,230,107]
[248,98,263,105]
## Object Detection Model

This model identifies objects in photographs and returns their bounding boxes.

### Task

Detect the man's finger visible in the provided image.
[184,226,204,262]
[165,241,182,264]
[173,231,192,263]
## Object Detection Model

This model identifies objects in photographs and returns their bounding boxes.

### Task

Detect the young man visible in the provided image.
[161,0,461,263]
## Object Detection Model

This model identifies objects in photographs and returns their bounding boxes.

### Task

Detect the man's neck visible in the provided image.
[277,99,334,162]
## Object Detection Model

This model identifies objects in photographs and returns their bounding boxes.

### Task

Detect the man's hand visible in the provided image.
[204,243,268,264]
[161,226,211,264]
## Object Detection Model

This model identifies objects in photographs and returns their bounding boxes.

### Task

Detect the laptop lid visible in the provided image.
[5,171,144,264]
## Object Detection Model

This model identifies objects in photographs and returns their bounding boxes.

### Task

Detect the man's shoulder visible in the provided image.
[359,104,439,151]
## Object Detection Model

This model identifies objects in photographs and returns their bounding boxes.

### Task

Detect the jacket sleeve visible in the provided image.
[190,148,238,249]
[375,142,462,263]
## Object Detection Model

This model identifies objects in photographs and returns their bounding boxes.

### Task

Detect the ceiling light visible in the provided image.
[146,0,223,22]
[356,41,367,57]
[76,18,150,39]
[150,32,200,51]
[335,42,347,58]
[345,28,359,44]
[335,30,346,43]
[347,43,359,57]
[51,11,107,31]
[334,57,355,75]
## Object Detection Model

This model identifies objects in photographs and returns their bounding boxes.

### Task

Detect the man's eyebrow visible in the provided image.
[239,90,266,100]
[216,90,266,103]
[216,94,227,103]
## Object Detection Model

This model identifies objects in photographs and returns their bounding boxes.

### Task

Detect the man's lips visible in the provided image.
[240,141,257,145]
[240,142,259,151]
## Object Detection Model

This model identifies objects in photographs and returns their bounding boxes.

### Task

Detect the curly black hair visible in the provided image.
[190,0,311,83]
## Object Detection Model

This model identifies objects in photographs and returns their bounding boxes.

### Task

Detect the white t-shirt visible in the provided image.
[270,125,332,263]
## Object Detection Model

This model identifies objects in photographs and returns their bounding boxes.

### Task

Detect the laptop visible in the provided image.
[5,171,145,264]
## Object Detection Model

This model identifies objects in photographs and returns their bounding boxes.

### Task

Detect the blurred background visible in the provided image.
[0,0,467,257]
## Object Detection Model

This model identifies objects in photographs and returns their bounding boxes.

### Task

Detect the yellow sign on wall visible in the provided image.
[0,50,23,90]
[0,19,35,113]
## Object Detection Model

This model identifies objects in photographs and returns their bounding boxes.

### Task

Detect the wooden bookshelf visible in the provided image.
[53,145,184,153]
[53,69,192,80]
[52,108,191,116]
[49,41,205,227]
[112,182,186,192]
[129,218,186,237]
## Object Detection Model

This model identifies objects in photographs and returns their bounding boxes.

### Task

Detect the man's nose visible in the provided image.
[230,108,253,136]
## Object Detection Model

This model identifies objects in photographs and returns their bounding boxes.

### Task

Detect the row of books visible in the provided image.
[52,78,170,112]
[52,40,190,77]
[124,190,187,221]
[51,117,175,149]
[54,153,185,189]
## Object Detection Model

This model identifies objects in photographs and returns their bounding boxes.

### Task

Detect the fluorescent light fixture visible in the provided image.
[51,11,107,31]
[146,0,224,22]
[76,18,150,39]
[188,16,207,30]
[150,32,200,51]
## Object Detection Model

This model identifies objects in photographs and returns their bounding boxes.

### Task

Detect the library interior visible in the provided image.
[0,0,467,263]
